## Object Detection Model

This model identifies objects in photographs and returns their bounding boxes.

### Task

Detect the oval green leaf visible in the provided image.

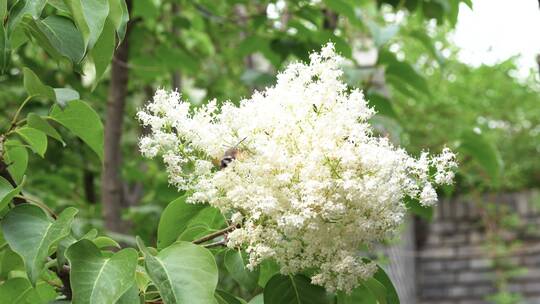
[156,195,207,250]
[1,204,78,284]
[66,239,137,304]
[137,238,218,304]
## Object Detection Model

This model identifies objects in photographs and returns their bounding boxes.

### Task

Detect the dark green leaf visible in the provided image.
[379,50,430,96]
[2,205,78,284]
[21,15,85,63]
[90,19,115,89]
[66,239,137,304]
[323,0,361,27]
[50,100,104,160]
[366,93,397,119]
[0,23,9,74]
[263,274,329,304]
[15,127,47,157]
[137,238,219,304]
[363,278,387,304]
[156,195,206,249]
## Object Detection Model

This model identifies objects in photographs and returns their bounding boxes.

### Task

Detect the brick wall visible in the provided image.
[416,190,540,304]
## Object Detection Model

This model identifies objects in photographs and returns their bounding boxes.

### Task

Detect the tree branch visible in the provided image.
[192,224,238,244]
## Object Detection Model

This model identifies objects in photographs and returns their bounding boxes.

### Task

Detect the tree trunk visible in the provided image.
[102,0,132,234]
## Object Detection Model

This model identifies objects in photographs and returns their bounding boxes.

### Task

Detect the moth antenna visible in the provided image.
[234,137,248,148]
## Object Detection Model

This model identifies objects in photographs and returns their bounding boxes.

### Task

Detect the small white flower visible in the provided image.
[138,43,456,293]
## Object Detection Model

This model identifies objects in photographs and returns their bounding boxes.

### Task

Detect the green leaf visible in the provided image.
[15,127,47,157]
[363,278,387,304]
[137,238,219,304]
[64,0,109,49]
[27,113,63,143]
[367,21,399,47]
[363,261,399,304]
[157,195,207,250]
[0,23,10,74]
[21,15,85,63]
[408,30,444,65]
[0,175,25,212]
[263,274,329,304]
[66,239,137,304]
[90,19,115,89]
[336,284,377,304]
[4,141,28,183]
[405,197,433,220]
[379,50,430,96]
[215,289,247,304]
[0,0,6,20]
[0,277,33,303]
[366,93,397,119]
[50,100,104,160]
[248,294,264,304]
[108,0,129,41]
[116,284,141,304]
[224,250,259,290]
[258,259,280,288]
[92,236,121,249]
[22,68,55,100]
[322,0,361,27]
[459,130,503,184]
[54,88,80,107]
[7,0,47,30]
[1,205,78,284]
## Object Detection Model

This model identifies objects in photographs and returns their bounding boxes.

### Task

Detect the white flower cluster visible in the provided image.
[138,44,457,293]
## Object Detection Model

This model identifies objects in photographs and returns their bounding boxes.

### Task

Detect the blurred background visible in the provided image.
[0,0,539,303]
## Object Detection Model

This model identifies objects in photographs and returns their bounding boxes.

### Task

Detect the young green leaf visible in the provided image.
[27,113,63,143]
[137,238,219,304]
[263,274,329,304]
[156,195,207,249]
[15,127,47,157]
[22,68,55,100]
[1,205,78,284]
[50,100,104,160]
[66,239,137,304]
